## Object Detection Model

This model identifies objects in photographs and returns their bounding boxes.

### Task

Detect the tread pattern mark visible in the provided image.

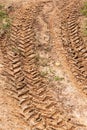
[0,2,76,129]
[61,2,87,90]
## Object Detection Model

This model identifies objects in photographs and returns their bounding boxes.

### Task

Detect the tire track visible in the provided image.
[0,2,75,129]
[61,1,87,91]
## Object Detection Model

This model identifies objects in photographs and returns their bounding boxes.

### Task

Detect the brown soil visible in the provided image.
[0,0,87,129]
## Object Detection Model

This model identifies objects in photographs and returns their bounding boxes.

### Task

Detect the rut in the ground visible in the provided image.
[61,2,87,92]
[0,2,75,130]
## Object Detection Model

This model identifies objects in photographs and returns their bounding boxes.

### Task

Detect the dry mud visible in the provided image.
[0,0,87,129]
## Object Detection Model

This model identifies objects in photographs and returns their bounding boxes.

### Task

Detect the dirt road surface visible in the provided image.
[0,0,87,129]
